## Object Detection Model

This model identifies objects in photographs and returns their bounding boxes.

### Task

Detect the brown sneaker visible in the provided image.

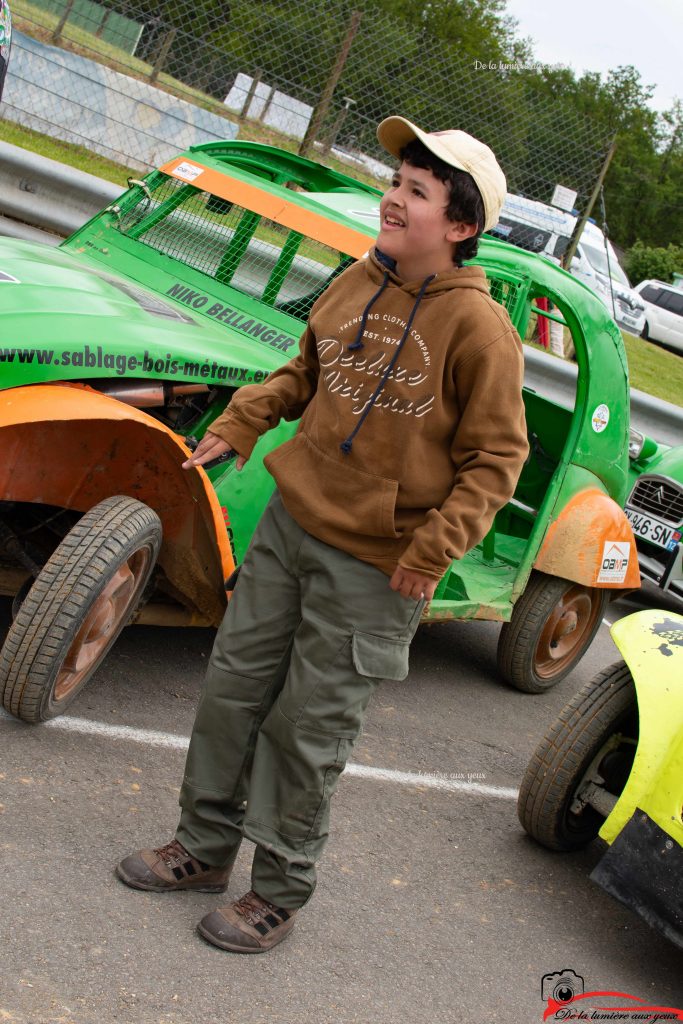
[116,839,231,893]
[197,890,297,953]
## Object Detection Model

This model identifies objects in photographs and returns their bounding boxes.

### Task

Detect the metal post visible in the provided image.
[52,0,76,43]
[322,96,356,156]
[259,85,276,123]
[299,9,362,158]
[150,28,177,83]
[95,9,112,40]
[561,137,617,270]
[240,71,262,119]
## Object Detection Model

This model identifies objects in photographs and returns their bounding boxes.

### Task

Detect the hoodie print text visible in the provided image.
[317,314,434,419]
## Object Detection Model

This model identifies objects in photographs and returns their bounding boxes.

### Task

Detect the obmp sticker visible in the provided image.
[591,404,610,433]
[597,541,630,583]
[172,162,204,183]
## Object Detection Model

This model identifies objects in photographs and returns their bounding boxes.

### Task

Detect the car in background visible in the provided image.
[567,222,646,337]
[634,279,683,354]
[490,196,646,335]
[0,140,640,721]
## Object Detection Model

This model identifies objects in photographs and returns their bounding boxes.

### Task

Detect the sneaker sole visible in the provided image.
[196,919,295,953]
[115,864,228,894]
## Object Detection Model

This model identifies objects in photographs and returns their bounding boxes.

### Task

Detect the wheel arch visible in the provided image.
[600,610,683,847]
[0,384,233,626]
[533,487,640,589]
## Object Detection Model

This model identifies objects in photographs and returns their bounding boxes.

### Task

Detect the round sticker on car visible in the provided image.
[591,404,610,433]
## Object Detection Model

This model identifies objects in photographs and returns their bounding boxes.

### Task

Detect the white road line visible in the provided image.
[1,711,518,801]
[344,763,518,799]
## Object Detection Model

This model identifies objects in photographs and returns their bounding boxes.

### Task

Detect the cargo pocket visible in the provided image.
[352,630,410,682]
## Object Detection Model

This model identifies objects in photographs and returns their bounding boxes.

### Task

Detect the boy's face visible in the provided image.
[377,161,478,279]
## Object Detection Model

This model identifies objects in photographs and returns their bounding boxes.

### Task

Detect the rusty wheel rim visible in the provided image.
[54,548,152,702]
[534,584,603,681]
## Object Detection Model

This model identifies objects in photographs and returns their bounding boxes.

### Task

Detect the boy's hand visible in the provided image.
[182,431,248,471]
[389,566,438,602]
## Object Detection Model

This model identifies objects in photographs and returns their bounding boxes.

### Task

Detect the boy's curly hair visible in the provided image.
[399,138,485,267]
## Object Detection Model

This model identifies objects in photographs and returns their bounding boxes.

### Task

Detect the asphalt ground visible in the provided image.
[1,584,682,1024]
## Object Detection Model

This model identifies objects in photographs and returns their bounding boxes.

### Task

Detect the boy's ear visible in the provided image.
[445,221,479,244]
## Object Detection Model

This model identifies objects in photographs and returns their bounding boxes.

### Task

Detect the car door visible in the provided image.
[639,284,666,342]
[658,289,683,350]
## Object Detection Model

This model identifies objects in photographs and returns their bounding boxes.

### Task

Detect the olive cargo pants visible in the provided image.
[176,490,424,909]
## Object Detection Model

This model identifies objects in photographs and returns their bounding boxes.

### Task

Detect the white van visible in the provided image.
[633,279,683,354]
[491,196,646,335]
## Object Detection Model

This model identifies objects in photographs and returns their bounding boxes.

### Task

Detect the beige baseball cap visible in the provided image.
[376,116,506,232]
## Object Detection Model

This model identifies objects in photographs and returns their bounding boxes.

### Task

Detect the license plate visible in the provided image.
[625,507,682,550]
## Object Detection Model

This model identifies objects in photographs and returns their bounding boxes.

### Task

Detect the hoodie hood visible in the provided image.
[366,247,492,297]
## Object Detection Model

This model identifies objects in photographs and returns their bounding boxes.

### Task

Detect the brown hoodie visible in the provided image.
[210,250,528,580]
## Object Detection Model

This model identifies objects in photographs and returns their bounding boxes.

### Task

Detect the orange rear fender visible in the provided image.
[0,384,234,625]
[534,488,640,589]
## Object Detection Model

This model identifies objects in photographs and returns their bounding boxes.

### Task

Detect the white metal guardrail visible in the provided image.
[523,346,683,448]
[1,142,682,447]
[0,140,121,239]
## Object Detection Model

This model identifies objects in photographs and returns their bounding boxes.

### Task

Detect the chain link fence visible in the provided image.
[2,0,613,212]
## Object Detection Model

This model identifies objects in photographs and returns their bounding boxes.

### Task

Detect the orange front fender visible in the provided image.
[0,384,234,625]
[534,488,640,589]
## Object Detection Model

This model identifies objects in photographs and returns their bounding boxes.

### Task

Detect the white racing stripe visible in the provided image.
[1,710,518,800]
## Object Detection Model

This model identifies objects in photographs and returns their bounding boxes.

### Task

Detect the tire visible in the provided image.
[497,571,610,693]
[641,321,649,340]
[517,662,638,850]
[0,496,162,723]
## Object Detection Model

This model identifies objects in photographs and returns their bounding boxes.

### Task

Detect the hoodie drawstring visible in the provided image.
[346,272,391,352]
[340,273,435,456]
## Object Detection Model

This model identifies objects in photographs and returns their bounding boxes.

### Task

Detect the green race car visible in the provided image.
[626,430,683,604]
[0,140,640,721]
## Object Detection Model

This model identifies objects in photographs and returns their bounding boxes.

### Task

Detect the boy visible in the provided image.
[116,116,529,953]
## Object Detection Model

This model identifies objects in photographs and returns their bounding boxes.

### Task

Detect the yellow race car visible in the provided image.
[519,608,683,949]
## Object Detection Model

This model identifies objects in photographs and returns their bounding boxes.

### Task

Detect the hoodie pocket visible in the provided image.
[264,432,400,541]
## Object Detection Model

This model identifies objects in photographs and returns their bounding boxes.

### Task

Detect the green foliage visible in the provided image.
[517,63,683,252]
[625,241,683,286]
[369,0,524,63]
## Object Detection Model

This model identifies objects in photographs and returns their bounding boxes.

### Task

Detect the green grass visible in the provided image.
[621,330,683,408]
[0,119,136,185]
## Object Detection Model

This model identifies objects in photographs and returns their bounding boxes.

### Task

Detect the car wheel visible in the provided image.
[497,570,609,693]
[641,321,649,340]
[0,496,162,722]
[517,662,637,850]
